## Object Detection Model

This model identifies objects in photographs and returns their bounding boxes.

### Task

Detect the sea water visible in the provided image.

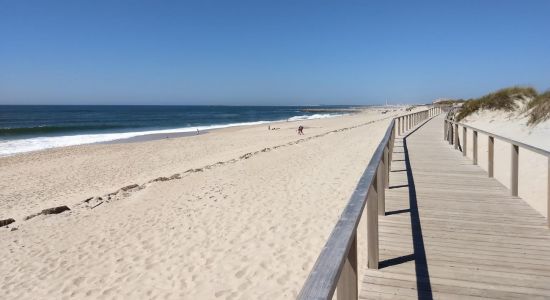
[0,105,351,156]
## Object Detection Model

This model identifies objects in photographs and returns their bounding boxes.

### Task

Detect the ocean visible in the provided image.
[0,105,351,156]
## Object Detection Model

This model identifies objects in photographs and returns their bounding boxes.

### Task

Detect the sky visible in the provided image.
[1,0,549,105]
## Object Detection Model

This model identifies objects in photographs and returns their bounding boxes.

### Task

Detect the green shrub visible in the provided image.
[435,99,465,106]
[456,86,538,121]
[456,99,481,121]
[527,91,550,125]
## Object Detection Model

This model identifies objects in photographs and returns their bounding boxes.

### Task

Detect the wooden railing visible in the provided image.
[297,106,442,300]
[444,119,550,228]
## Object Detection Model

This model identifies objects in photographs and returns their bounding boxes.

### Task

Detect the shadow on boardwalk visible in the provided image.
[378,132,434,300]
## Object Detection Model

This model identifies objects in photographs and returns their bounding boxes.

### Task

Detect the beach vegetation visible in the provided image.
[527,91,550,125]
[456,86,537,121]
[435,99,466,106]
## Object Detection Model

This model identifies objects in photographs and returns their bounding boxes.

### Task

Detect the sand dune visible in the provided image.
[0,109,404,299]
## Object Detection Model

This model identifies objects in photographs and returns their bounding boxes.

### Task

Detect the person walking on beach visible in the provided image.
[298,125,304,135]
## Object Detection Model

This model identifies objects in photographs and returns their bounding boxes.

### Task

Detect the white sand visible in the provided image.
[0,108,406,299]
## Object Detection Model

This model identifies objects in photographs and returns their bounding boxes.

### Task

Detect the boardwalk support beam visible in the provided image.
[336,234,357,300]
[511,144,519,196]
[367,183,378,269]
[378,156,386,216]
[463,127,467,156]
[488,136,494,178]
[473,131,478,165]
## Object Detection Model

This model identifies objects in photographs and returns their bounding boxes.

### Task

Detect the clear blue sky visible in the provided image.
[1,0,549,105]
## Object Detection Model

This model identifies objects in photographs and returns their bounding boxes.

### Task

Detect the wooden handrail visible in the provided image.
[298,106,442,300]
[445,120,550,157]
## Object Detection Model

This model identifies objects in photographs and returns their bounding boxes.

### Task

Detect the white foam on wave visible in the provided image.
[0,113,343,156]
[287,113,343,121]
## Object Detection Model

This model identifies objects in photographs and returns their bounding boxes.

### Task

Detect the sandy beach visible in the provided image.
[0,108,406,299]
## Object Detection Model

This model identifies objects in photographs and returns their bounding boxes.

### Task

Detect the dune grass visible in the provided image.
[435,99,465,106]
[456,86,537,121]
[527,91,550,125]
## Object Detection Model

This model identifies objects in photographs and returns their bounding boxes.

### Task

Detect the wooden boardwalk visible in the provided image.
[360,116,550,300]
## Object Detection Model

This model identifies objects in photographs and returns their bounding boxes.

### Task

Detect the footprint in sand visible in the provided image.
[235,267,247,279]
[214,289,230,298]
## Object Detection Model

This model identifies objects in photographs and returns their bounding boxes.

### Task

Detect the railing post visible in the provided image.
[367,182,379,269]
[547,157,549,228]
[463,127,467,156]
[511,144,519,196]
[389,130,394,167]
[488,136,494,177]
[454,124,459,149]
[399,117,402,135]
[378,158,386,216]
[473,131,478,165]
[336,233,357,300]
[384,147,389,188]
[444,120,447,140]
[448,122,453,145]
